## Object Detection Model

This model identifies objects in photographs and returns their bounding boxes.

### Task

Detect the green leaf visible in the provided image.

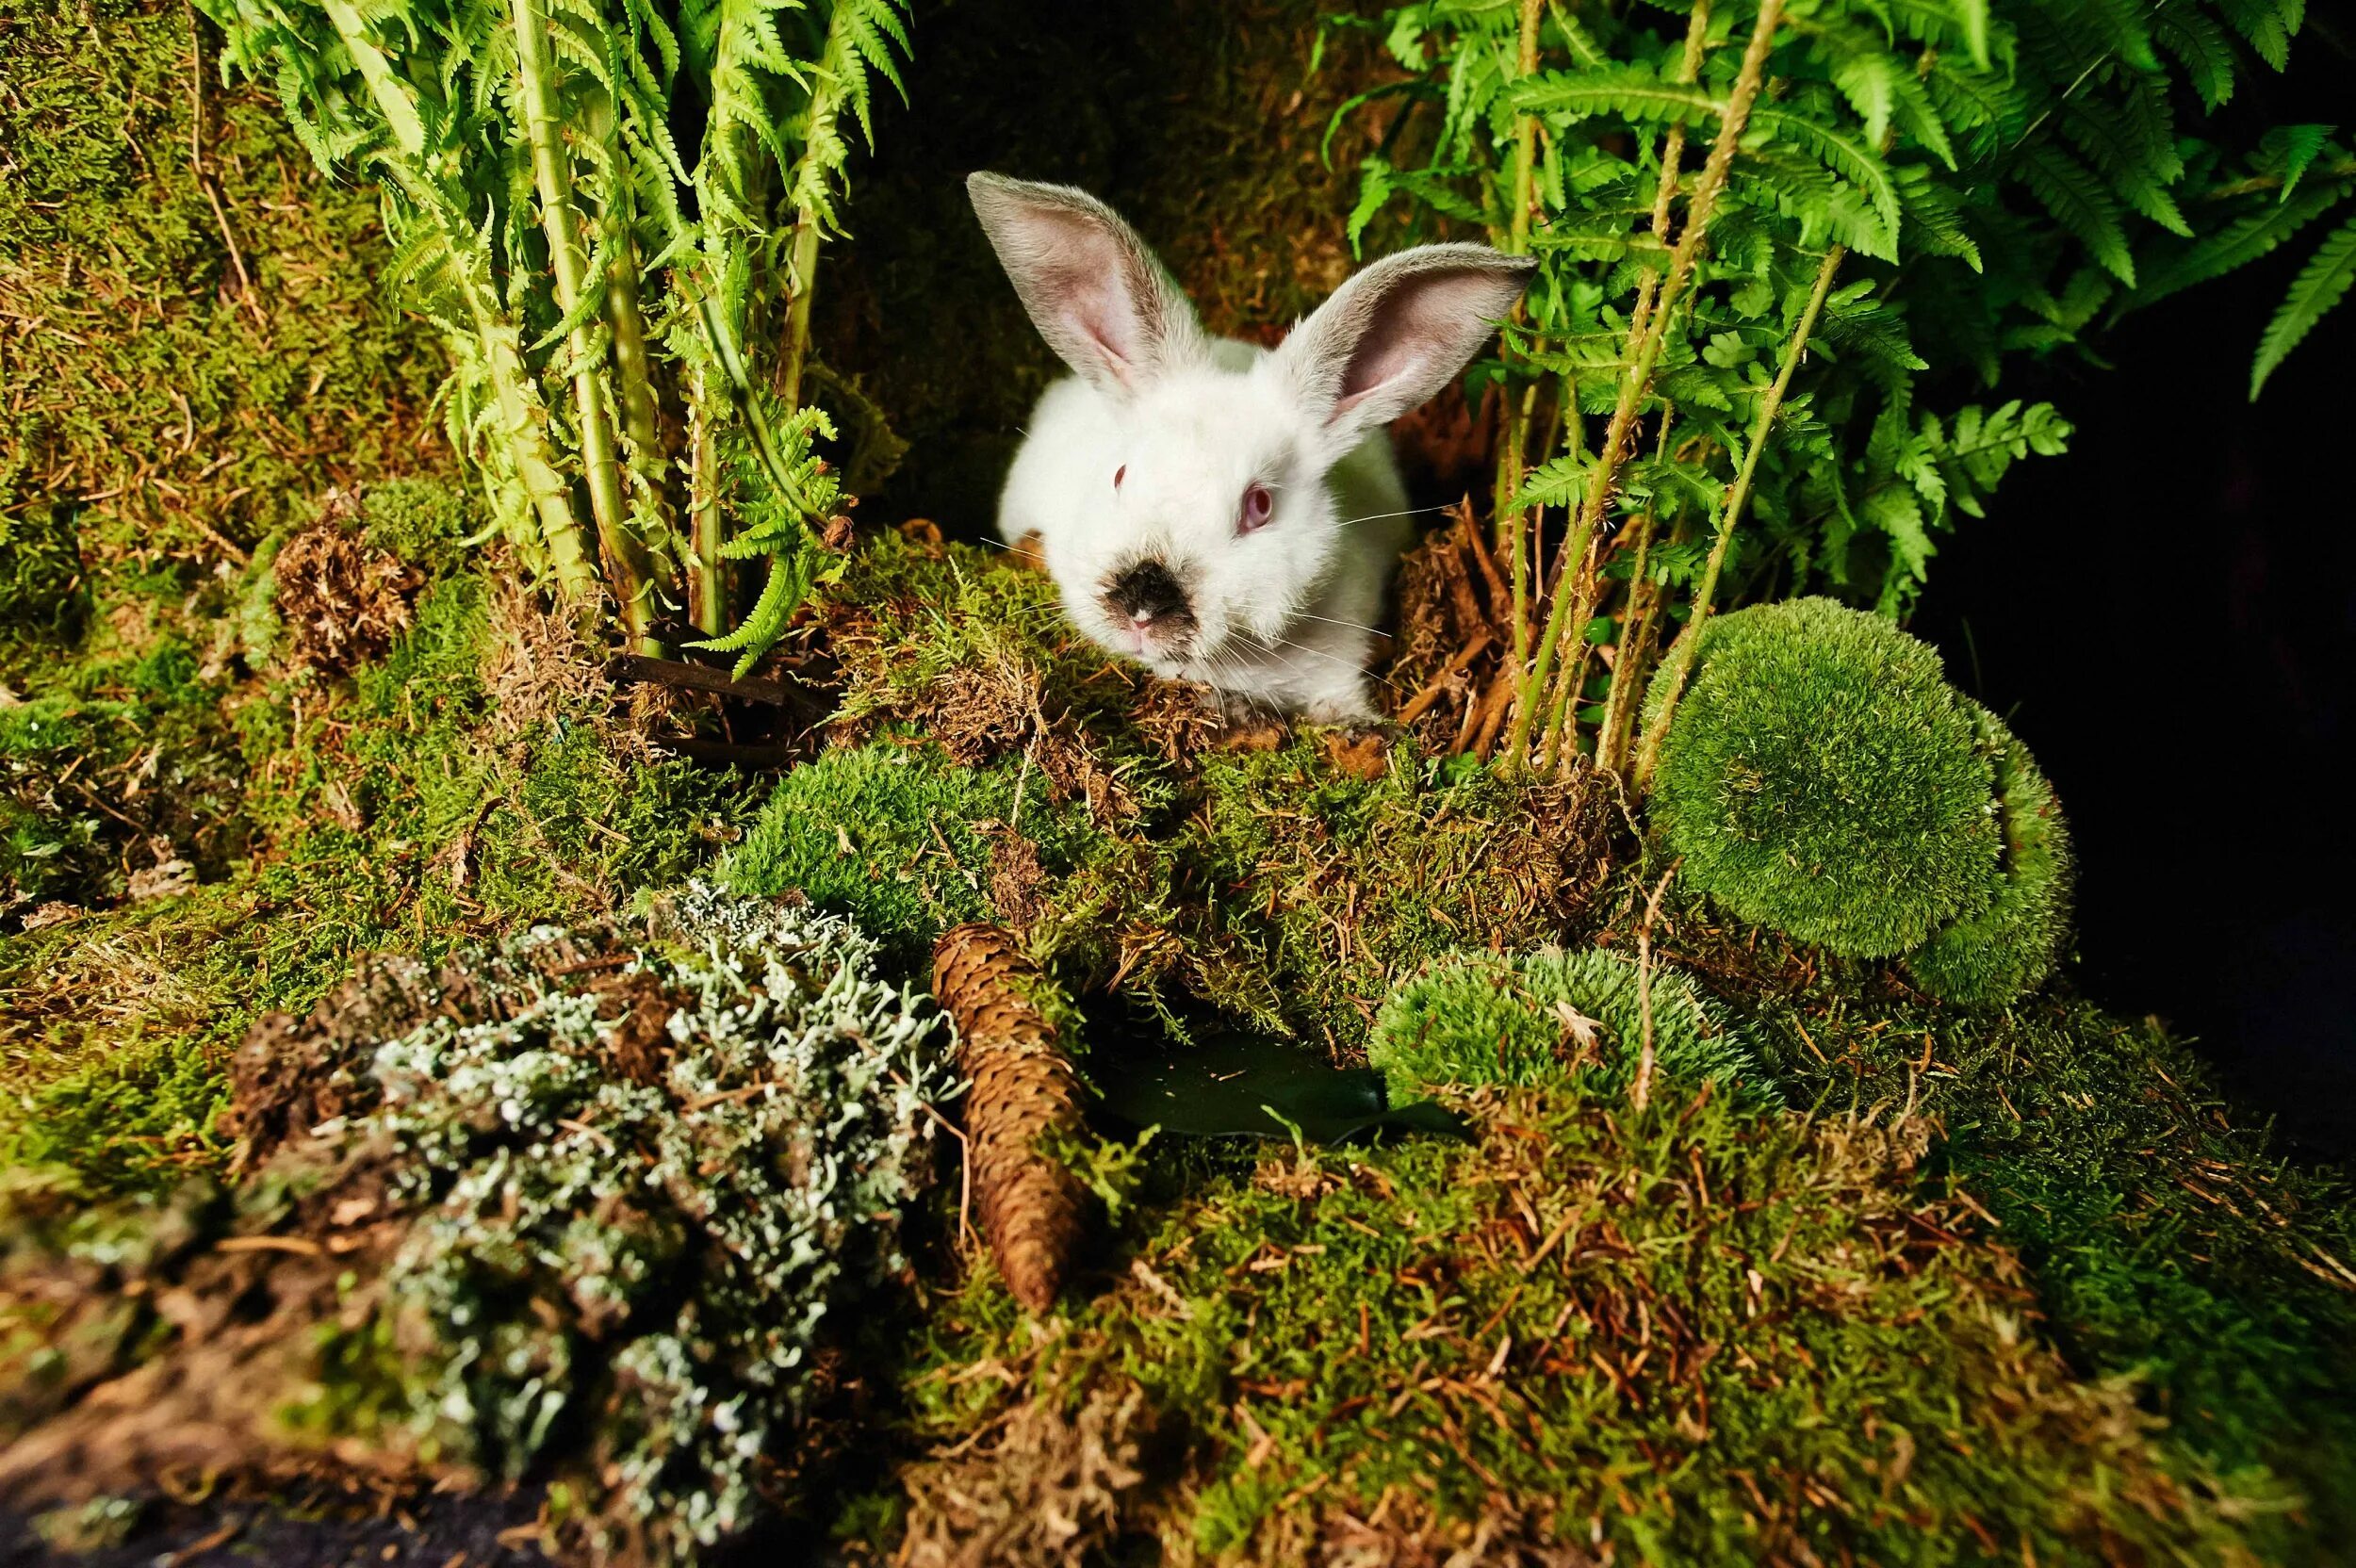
[2155,8,2237,109]
[1510,452,1591,514]
[2250,208,2356,398]
[2215,0,2296,72]
[2021,143,2135,285]
[2261,123,2335,204]
[1510,65,1719,127]
[2135,180,2343,305]
[1751,109,1903,260]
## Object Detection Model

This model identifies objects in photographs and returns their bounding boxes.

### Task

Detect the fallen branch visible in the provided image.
[604,653,790,706]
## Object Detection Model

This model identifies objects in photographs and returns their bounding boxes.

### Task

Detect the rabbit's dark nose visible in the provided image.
[1103,558,1195,634]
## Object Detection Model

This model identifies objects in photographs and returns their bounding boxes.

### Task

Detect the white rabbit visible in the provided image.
[968,172,1534,722]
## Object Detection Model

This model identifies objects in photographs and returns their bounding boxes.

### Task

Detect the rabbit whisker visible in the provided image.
[1289,610,1385,638]
[1333,503,1457,530]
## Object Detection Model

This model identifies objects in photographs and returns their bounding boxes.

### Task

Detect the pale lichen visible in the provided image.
[279,887,953,1560]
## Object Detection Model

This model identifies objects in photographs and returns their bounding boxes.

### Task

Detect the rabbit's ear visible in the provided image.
[968,172,1207,397]
[1277,245,1536,450]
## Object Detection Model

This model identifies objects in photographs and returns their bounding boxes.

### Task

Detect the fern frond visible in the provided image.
[2260,123,2335,203]
[1509,452,1591,514]
[2135,179,2342,302]
[2154,8,2237,108]
[1510,65,1719,127]
[2021,142,2136,284]
[2212,0,2295,72]
[1751,109,1903,258]
[2250,207,2356,397]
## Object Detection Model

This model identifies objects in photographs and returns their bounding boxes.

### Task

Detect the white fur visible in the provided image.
[970,173,1532,721]
[999,340,1411,720]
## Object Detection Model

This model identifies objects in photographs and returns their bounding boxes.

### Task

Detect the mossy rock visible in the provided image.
[1904,701,2075,1006]
[1368,947,1762,1104]
[1643,597,1999,957]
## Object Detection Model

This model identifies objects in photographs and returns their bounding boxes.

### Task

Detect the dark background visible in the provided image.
[1913,9,2356,1157]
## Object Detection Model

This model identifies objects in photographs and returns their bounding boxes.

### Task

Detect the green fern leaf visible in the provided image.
[1508,452,1591,514]
[1509,66,1718,128]
[2250,207,2356,397]
[1893,165,1983,270]
[2261,123,2335,204]
[2213,0,2295,72]
[2135,180,2342,302]
[691,545,817,678]
[2021,143,2135,284]
[1752,109,1904,258]
[2154,8,2237,108]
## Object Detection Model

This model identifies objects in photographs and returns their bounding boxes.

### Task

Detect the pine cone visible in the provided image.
[931,923,1088,1313]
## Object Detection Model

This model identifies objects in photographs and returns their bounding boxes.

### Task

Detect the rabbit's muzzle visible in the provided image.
[1102,557,1199,654]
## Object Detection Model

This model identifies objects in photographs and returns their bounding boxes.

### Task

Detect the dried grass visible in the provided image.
[271,493,425,676]
[895,1386,1155,1568]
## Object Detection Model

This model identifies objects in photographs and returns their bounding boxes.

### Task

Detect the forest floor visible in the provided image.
[4,3,2354,1565]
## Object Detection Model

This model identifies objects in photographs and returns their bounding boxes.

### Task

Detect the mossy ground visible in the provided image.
[881,1089,2268,1566]
[3,4,2353,1565]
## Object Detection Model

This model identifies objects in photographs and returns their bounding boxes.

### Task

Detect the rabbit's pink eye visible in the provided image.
[1113,465,1126,490]
[1238,482,1273,534]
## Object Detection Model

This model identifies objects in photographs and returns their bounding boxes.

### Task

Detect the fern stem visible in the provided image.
[510,0,656,651]
[1633,240,1844,790]
[1485,0,1546,696]
[777,0,862,413]
[469,288,601,603]
[319,0,595,603]
[1497,380,1537,678]
[1504,0,1749,770]
[778,214,824,414]
[603,166,668,546]
[1593,507,1663,774]
[687,372,726,636]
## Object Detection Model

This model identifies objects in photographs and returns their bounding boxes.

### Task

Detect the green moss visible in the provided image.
[1368,947,1762,1104]
[0,504,87,645]
[1904,702,2075,1007]
[354,478,475,576]
[0,0,443,659]
[828,531,1150,758]
[0,1035,232,1195]
[1143,742,1607,1048]
[0,644,250,925]
[2,560,758,1196]
[1715,982,2356,1559]
[721,739,1110,972]
[896,1086,2263,1563]
[803,535,1615,1046]
[1644,598,2000,957]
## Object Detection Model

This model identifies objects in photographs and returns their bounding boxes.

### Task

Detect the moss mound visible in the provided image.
[720,738,1112,970]
[1368,946,1760,1103]
[1644,598,2000,957]
[1904,701,2076,1006]
[0,0,441,619]
[892,1088,2262,1564]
